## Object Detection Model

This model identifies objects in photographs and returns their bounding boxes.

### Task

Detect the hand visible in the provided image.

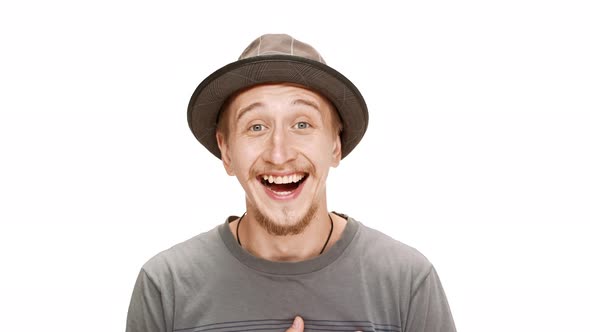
[284,317,363,332]
[284,316,304,332]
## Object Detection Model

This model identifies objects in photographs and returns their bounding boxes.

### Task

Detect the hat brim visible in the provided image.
[188,55,368,159]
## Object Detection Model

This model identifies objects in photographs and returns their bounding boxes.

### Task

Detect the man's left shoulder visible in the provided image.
[353,219,434,276]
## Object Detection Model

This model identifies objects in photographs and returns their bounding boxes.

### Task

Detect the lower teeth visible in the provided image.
[272,190,292,196]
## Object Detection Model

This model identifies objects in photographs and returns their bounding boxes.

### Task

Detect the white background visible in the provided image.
[1,1,589,331]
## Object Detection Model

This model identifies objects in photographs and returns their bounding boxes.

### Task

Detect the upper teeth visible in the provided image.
[262,174,304,184]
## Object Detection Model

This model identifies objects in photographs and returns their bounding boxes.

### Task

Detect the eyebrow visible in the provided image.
[291,98,321,113]
[236,102,264,122]
[235,98,321,122]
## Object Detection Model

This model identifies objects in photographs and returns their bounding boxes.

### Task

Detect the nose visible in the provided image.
[263,127,296,165]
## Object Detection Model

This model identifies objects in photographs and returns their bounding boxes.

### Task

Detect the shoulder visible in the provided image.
[353,219,433,281]
[140,225,226,285]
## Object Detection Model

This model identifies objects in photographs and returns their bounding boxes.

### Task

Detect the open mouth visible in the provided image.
[258,173,309,195]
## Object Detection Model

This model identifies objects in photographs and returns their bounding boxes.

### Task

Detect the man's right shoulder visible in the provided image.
[139,224,226,282]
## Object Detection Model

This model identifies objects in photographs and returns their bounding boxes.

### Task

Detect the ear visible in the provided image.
[331,134,342,168]
[216,131,234,176]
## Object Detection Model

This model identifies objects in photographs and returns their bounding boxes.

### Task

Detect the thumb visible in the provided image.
[284,316,304,332]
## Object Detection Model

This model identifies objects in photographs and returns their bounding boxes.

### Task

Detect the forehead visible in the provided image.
[227,83,333,115]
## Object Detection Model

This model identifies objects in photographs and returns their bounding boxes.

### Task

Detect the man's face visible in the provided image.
[217,84,342,235]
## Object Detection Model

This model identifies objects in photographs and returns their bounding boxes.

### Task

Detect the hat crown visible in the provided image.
[239,34,326,64]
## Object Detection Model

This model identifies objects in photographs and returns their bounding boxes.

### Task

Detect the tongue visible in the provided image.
[269,182,299,192]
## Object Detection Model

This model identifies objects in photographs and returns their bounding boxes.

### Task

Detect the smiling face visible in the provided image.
[216,83,342,235]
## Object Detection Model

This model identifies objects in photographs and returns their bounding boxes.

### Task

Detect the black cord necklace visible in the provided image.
[236,212,334,255]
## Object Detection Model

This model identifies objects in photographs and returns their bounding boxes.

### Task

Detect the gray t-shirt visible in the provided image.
[126,216,456,332]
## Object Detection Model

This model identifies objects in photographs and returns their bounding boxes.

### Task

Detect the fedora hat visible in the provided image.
[187,34,368,159]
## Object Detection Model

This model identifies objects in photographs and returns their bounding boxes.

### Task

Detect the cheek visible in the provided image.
[301,138,336,165]
[229,140,260,173]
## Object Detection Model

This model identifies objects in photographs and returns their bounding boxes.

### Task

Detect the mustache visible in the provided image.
[249,162,314,178]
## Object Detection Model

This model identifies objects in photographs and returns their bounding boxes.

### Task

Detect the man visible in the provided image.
[127,34,456,332]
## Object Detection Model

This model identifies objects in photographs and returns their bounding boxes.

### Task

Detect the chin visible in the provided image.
[251,203,318,236]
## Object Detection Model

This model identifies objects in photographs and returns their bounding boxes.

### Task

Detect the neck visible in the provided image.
[233,210,345,262]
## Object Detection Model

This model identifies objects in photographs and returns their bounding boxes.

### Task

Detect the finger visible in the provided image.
[284,316,304,332]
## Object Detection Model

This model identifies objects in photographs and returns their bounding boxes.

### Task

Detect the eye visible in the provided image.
[294,122,310,129]
[250,124,265,132]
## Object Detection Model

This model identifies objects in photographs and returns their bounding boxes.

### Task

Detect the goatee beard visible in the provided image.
[252,204,318,236]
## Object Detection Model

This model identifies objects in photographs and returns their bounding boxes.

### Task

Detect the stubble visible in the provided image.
[251,203,318,236]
